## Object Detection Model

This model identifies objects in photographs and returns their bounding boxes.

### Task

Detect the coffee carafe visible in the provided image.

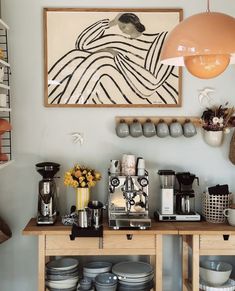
[36,162,60,225]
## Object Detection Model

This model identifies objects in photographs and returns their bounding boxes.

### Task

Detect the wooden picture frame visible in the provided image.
[44,8,183,107]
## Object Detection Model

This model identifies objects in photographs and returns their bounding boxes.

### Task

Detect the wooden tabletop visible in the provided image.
[22,218,235,236]
[22,218,178,235]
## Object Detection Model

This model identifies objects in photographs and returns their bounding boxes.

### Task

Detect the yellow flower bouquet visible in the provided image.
[64,164,101,188]
[64,164,101,210]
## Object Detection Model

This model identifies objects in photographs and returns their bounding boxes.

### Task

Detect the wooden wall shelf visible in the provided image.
[115,116,202,127]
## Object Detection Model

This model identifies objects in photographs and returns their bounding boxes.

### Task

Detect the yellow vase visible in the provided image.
[75,187,90,210]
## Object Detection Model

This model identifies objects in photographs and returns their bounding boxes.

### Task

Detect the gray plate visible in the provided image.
[118,273,154,283]
[83,262,112,274]
[112,261,153,278]
[118,279,153,290]
[49,288,77,291]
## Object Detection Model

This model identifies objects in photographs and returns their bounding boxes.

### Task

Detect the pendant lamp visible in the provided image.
[160,0,235,79]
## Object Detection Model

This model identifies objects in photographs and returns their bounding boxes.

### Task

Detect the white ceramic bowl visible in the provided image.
[200,260,232,287]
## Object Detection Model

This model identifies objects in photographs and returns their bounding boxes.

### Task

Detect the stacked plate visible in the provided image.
[46,258,79,290]
[83,261,112,281]
[112,261,154,291]
[200,279,235,291]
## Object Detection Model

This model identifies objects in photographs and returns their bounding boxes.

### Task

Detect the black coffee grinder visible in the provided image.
[36,162,60,225]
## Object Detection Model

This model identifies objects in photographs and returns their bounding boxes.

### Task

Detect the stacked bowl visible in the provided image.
[83,261,112,282]
[199,260,233,287]
[94,272,118,291]
[112,261,154,291]
[45,258,79,290]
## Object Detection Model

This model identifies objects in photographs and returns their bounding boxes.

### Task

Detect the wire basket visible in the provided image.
[202,192,232,223]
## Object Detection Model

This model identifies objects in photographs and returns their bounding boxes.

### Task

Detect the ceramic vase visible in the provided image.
[203,130,224,147]
[76,187,90,210]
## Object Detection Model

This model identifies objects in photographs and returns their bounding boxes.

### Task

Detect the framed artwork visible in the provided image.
[44,8,182,107]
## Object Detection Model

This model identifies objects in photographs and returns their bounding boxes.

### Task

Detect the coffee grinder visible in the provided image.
[36,162,60,225]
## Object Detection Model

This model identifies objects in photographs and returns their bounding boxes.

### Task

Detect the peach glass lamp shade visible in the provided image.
[160,12,235,79]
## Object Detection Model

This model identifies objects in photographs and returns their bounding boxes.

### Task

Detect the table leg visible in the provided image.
[38,235,46,291]
[192,235,199,291]
[182,235,189,291]
[156,234,163,291]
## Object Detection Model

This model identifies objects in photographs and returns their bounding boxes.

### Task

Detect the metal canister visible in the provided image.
[78,209,89,228]
[88,201,103,229]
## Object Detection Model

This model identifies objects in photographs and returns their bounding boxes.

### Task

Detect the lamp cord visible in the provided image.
[206,0,211,12]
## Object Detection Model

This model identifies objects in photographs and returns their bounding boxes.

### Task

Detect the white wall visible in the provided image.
[1,0,235,290]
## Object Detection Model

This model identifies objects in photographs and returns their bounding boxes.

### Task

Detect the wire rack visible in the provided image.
[0,22,12,161]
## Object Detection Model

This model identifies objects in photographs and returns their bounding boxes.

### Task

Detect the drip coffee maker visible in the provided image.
[36,162,60,225]
[156,170,201,221]
[175,172,199,215]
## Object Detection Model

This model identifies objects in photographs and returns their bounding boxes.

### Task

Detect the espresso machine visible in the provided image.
[108,173,151,229]
[36,162,60,225]
[156,170,201,221]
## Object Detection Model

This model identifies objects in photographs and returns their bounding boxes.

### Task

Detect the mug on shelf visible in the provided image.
[224,207,235,226]
[116,119,129,138]
[130,119,143,137]
[183,120,197,137]
[122,154,136,175]
[109,160,121,174]
[136,157,145,176]
[169,120,183,137]
[143,119,156,137]
[156,120,169,138]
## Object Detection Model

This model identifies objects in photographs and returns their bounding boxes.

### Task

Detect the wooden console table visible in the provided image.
[176,221,235,291]
[22,218,178,291]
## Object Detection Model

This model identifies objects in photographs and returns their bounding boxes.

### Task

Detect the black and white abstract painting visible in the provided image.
[44,8,182,107]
